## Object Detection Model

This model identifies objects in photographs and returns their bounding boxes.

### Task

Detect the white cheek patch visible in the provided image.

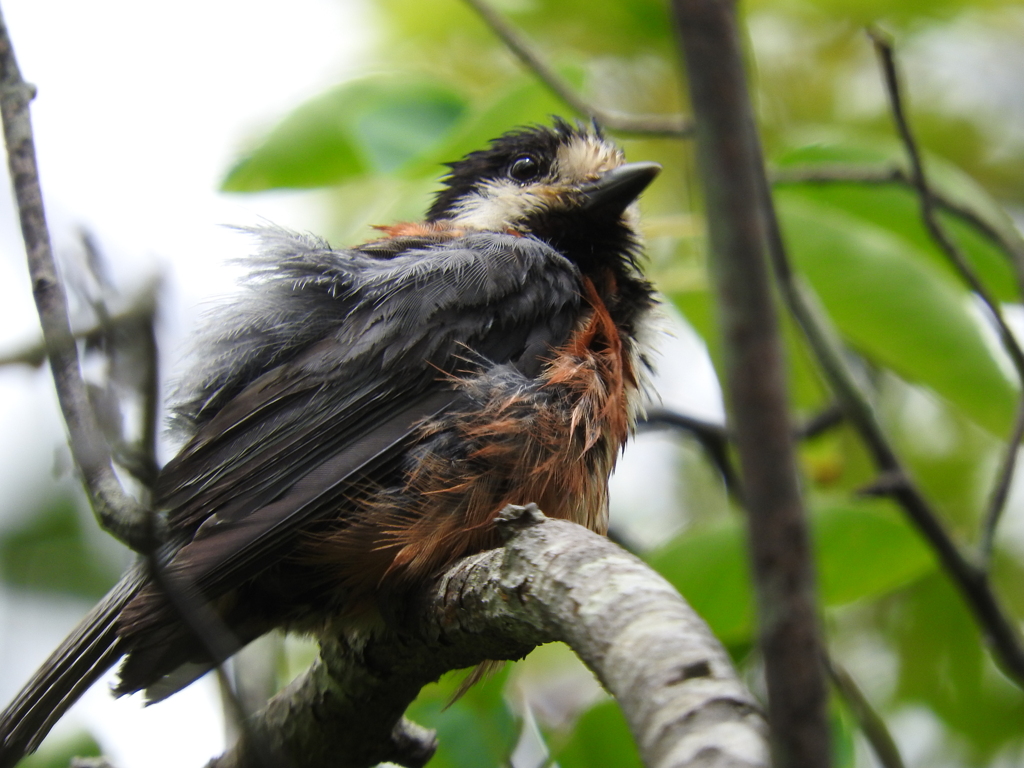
[447,178,553,231]
[555,136,625,184]
[445,134,627,230]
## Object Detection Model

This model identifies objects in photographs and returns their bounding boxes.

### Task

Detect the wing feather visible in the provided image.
[154,226,581,598]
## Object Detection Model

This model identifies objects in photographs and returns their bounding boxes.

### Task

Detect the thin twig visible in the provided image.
[671,2,832,765]
[825,656,906,768]
[640,408,742,498]
[462,0,693,138]
[772,165,905,186]
[130,288,161,490]
[756,29,1024,686]
[0,3,152,552]
[797,403,845,440]
[983,402,1024,561]
[0,287,157,365]
[867,32,1024,372]
[771,164,1024,297]
[868,29,1024,568]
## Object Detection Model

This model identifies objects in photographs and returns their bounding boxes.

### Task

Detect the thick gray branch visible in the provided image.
[210,508,768,768]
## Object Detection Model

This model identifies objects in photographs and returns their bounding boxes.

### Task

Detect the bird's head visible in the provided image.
[426,119,660,270]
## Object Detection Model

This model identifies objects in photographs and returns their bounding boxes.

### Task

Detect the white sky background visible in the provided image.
[0,1,725,766]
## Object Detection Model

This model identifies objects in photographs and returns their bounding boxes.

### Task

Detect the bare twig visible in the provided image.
[670,2,832,766]
[0,4,152,552]
[640,408,742,497]
[982,402,1024,563]
[771,164,905,186]
[797,403,845,440]
[0,287,157,369]
[825,656,906,768]
[868,29,1024,568]
[125,286,161,489]
[211,508,770,768]
[462,0,693,138]
[638,402,845,507]
[771,164,1024,297]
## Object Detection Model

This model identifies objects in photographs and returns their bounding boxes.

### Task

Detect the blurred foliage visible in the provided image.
[6,0,1024,765]
[648,496,937,648]
[553,699,643,768]
[16,732,101,768]
[0,497,121,601]
[405,665,519,768]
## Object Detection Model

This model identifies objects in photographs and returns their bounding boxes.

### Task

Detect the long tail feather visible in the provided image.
[0,564,145,768]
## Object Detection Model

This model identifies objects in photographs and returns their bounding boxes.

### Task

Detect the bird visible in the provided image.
[0,117,660,766]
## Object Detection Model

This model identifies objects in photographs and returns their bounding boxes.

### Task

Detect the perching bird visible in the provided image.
[0,118,660,766]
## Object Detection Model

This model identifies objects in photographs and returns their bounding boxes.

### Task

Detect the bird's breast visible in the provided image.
[306,277,640,598]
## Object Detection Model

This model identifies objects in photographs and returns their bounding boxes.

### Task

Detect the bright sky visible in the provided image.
[0,2,724,766]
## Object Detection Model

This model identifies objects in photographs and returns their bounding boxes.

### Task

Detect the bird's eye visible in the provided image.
[508,155,541,182]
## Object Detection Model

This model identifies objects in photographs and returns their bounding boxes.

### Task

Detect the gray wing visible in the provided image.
[154,226,582,598]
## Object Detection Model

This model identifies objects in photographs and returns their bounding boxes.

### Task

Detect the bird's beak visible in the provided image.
[580,161,662,215]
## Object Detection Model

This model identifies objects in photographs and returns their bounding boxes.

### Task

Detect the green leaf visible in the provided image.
[814,499,935,606]
[747,0,1009,26]
[222,77,466,191]
[405,665,517,768]
[554,700,642,768]
[775,138,1022,303]
[351,85,466,174]
[646,515,754,646]
[0,498,120,600]
[20,731,101,768]
[775,194,1018,436]
[647,499,937,646]
[887,574,1024,760]
[403,69,585,178]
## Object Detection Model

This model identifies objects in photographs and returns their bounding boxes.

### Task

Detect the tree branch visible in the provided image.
[824,656,905,768]
[980,398,1024,565]
[639,403,845,500]
[797,403,845,441]
[210,507,770,768]
[0,2,152,552]
[0,286,158,370]
[462,0,693,138]
[670,2,832,766]
[868,28,1024,566]
[640,408,742,498]
[722,19,1024,694]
